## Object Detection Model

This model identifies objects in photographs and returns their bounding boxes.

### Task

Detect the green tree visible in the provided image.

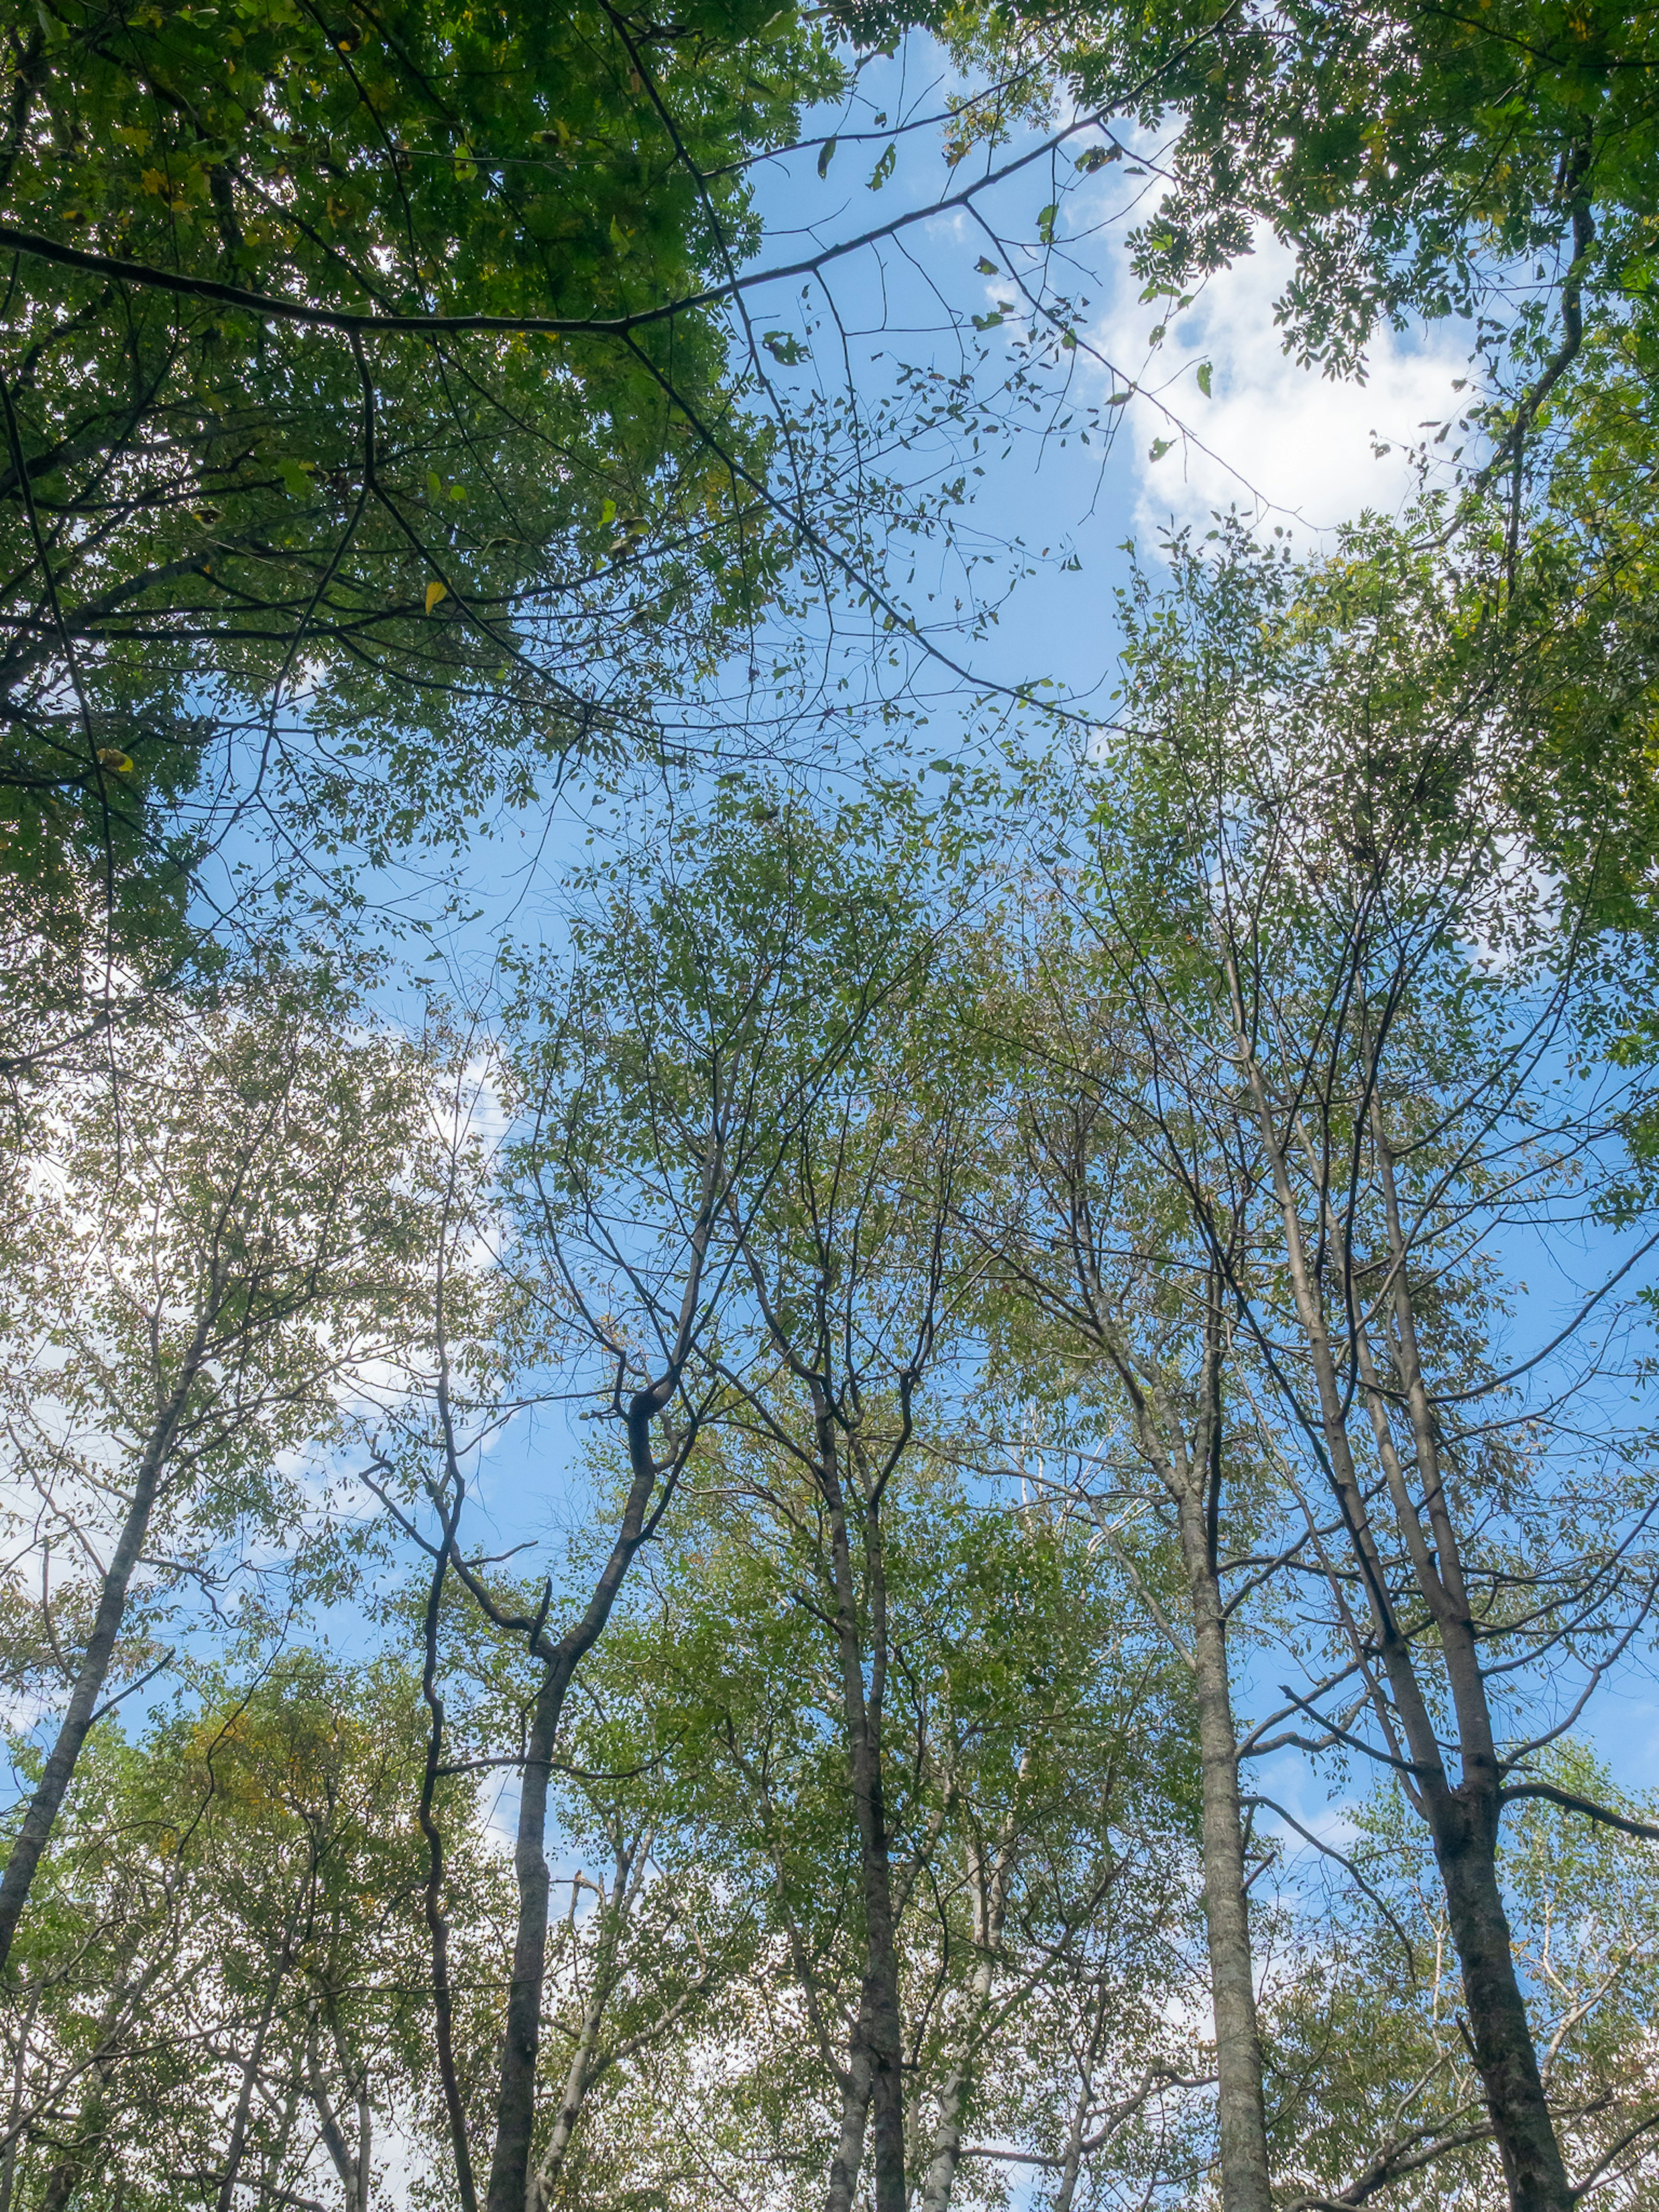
[516,1436,1204,2212]
[0,1649,510,2212]
[1265,1748,1659,2209]
[0,969,455,1973]
[0,0,841,963]
[1051,525,1659,2212]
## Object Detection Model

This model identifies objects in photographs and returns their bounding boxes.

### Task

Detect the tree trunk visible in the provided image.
[816,1400,905,2212]
[1177,1487,1272,2212]
[485,1657,571,2212]
[1431,1799,1568,2212]
[1091,1286,1272,2212]
[825,2033,874,2212]
[481,1382,686,2212]
[1051,2088,1090,2212]
[531,1851,630,2211]
[0,1320,210,1973]
[915,1838,1008,2212]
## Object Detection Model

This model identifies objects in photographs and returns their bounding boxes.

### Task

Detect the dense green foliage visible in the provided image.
[0,0,839,948]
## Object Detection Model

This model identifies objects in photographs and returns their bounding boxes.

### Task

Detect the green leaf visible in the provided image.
[869,142,896,191]
[1037,202,1058,245]
[1148,436,1175,462]
[1197,360,1213,397]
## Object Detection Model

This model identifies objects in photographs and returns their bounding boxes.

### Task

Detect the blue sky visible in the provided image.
[191,37,1659,1840]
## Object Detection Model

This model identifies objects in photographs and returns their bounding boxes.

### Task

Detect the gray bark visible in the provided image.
[816,1396,906,2212]
[915,1825,1015,2212]
[825,2039,874,2212]
[1179,1480,1271,2212]
[1086,1284,1271,2212]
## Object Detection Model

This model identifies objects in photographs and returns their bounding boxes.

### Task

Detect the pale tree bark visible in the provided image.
[1051,2092,1089,2212]
[533,1875,617,2210]
[531,1826,721,2212]
[915,1815,1019,2212]
[816,1393,906,2212]
[306,2013,372,2212]
[1090,1291,1271,2212]
[825,2041,875,2212]
[966,1071,1273,2212]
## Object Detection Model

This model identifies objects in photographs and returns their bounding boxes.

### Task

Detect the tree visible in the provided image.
[0,0,845,941]
[1052,527,1659,2211]
[0,969,450,1972]
[361,783,985,2212]
[960,922,1280,2212]
[0,1649,512,2212]
[1261,1746,1659,2210]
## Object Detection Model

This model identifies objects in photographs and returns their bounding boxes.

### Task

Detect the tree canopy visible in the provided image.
[2,5,1659,2212]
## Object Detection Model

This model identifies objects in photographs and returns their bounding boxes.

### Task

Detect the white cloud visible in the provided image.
[1090,231,1475,540]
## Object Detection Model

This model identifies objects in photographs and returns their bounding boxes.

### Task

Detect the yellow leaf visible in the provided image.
[96,747,134,774]
[425,579,448,614]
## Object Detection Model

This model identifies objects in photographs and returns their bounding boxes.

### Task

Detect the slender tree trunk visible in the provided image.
[1176,1483,1272,2212]
[532,1998,600,2209]
[257,2080,302,2212]
[915,2011,979,2212]
[816,1400,905,2212]
[307,2018,372,2212]
[485,1657,572,2212]
[0,1320,210,1973]
[355,2080,372,2212]
[482,1380,688,2212]
[531,1851,631,2211]
[1089,1284,1271,2212]
[915,1828,1011,2212]
[1051,2085,1091,2212]
[1371,1117,1570,2212]
[416,1545,477,2212]
[825,2029,874,2212]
